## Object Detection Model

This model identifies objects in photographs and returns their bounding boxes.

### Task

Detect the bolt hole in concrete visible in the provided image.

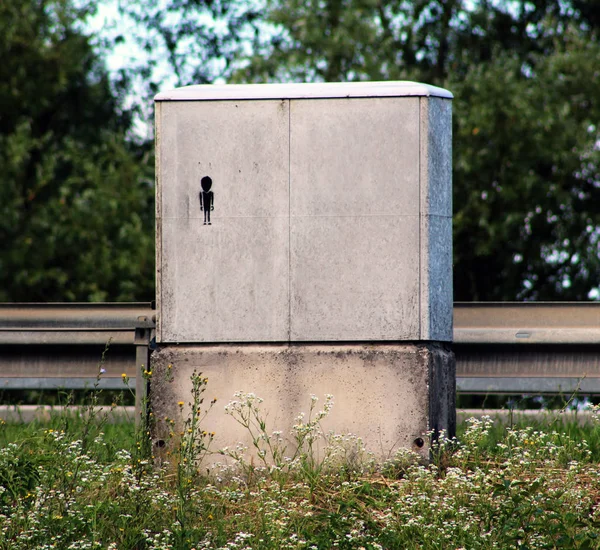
[414,437,424,448]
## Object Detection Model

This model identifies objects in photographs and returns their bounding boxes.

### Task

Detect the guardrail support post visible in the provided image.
[134,316,154,425]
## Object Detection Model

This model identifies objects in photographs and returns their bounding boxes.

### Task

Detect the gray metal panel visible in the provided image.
[0,343,138,378]
[156,100,290,343]
[454,343,600,378]
[457,377,600,394]
[0,303,154,330]
[0,330,133,345]
[454,302,600,344]
[0,377,137,390]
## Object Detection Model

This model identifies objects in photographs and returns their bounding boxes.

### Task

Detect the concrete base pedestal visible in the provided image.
[150,343,455,461]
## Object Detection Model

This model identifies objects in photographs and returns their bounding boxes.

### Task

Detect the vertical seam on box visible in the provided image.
[288,100,292,343]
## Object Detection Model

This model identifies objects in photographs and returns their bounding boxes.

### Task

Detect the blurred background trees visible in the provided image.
[0,0,154,301]
[1,0,599,301]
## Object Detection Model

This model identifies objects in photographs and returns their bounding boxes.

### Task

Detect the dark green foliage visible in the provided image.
[0,0,154,302]
[0,441,42,506]
[452,32,600,299]
[4,0,599,302]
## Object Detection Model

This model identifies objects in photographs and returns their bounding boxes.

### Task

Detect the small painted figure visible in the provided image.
[199,176,214,225]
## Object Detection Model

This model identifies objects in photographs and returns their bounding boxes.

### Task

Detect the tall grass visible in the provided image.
[2,380,600,549]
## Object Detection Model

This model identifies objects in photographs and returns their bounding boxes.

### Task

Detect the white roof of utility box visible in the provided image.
[154,81,453,102]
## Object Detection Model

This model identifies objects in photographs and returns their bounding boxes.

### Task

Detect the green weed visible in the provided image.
[2,379,600,549]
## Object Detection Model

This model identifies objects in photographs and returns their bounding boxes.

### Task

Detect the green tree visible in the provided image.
[452,32,600,300]
[227,0,600,300]
[0,0,155,302]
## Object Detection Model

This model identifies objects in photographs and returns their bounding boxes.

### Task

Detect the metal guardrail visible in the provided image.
[454,302,600,394]
[1,302,599,395]
[0,303,155,411]
[0,303,155,345]
[454,302,600,344]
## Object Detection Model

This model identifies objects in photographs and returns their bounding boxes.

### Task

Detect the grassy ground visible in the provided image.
[457,410,600,461]
[2,394,600,549]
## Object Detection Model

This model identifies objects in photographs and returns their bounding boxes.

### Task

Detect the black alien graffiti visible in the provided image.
[199,176,214,225]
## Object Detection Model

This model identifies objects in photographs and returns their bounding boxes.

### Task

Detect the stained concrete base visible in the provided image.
[150,343,455,462]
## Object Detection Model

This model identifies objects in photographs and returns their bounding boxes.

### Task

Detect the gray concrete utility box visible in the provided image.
[156,82,453,344]
[154,81,455,460]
